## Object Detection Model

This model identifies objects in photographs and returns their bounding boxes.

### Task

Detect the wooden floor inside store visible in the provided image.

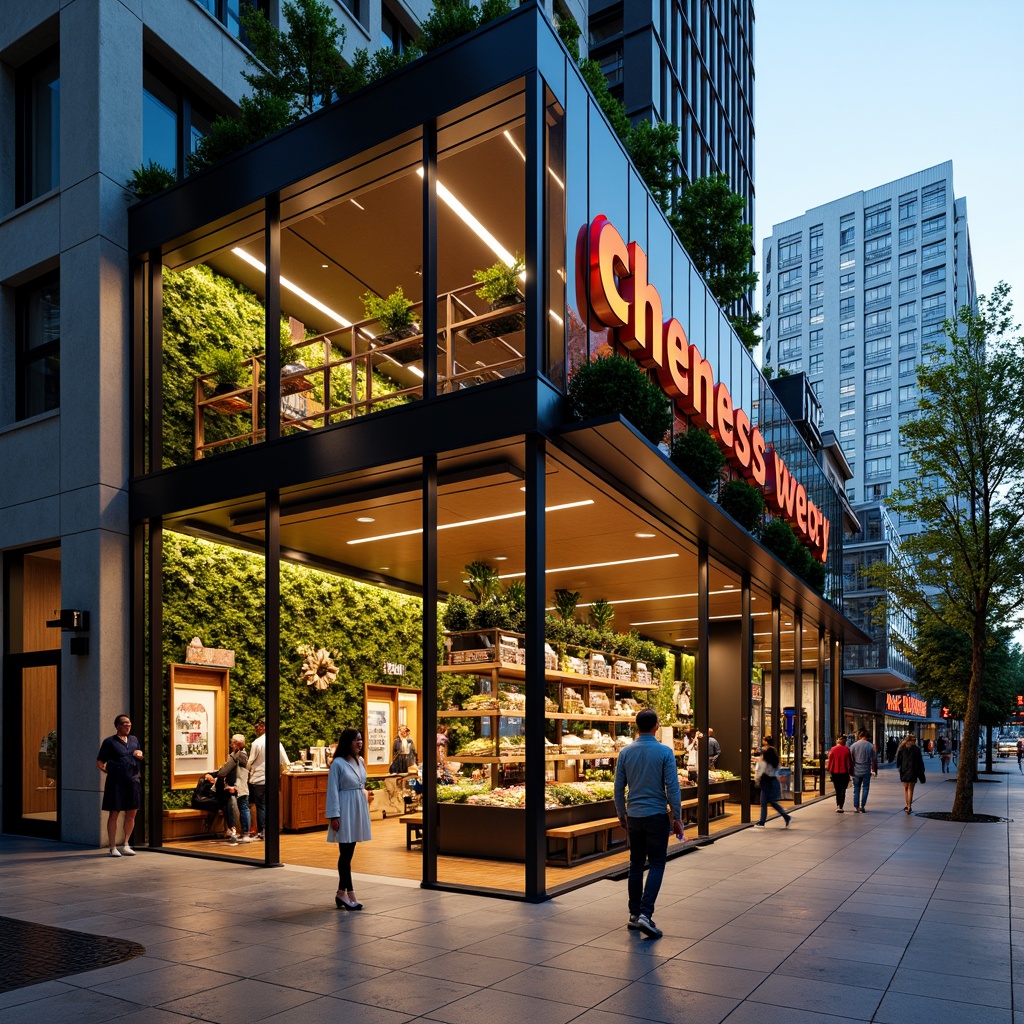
[160,799,813,891]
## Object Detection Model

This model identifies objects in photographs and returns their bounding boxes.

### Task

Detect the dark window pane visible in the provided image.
[18,277,61,419]
[17,51,61,205]
[143,71,179,175]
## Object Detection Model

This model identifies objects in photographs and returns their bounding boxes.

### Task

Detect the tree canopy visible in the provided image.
[866,283,1024,818]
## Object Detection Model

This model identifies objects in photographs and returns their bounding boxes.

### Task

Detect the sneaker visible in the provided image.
[836,808,844,813]
[859,807,867,813]
[753,822,765,827]
[108,847,121,857]
[237,835,254,843]
[256,832,265,841]
[627,915,640,930]
[635,914,663,939]
[784,817,792,828]
[120,844,136,856]
[227,836,239,845]
[226,828,238,839]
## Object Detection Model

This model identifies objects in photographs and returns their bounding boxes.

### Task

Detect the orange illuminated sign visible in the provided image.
[580,215,830,562]
[886,693,928,717]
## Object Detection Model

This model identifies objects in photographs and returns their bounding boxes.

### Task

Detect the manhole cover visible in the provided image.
[0,916,144,993]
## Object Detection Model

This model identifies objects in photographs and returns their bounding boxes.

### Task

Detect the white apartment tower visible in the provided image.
[761,162,976,542]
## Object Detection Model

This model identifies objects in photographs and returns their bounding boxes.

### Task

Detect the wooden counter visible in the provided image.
[281,769,329,831]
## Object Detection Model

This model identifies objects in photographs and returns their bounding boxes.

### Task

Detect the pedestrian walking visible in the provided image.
[850,729,877,812]
[896,734,926,813]
[613,708,684,939]
[1017,738,1023,775]
[754,737,792,828]
[826,734,853,812]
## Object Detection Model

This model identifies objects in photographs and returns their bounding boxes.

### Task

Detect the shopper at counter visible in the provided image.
[390,726,418,774]
[826,734,853,813]
[614,709,684,939]
[326,727,373,911]
[248,717,291,839]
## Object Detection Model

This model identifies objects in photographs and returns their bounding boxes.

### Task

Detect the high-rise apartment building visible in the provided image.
[761,162,976,542]
[586,0,754,223]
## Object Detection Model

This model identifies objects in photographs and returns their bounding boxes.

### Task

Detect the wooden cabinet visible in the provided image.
[281,769,329,830]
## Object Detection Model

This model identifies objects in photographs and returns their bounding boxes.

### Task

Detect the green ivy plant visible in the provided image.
[554,589,581,622]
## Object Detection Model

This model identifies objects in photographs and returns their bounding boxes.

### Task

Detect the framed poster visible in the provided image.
[365,700,391,768]
[364,683,399,776]
[169,664,229,789]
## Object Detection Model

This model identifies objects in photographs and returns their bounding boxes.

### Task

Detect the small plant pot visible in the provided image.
[463,294,526,343]
[374,324,422,363]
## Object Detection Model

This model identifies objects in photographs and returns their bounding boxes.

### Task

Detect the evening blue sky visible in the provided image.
[753,0,1024,324]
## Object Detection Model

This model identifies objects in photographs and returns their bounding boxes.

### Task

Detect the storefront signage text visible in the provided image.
[886,693,927,717]
[382,662,405,676]
[581,215,830,563]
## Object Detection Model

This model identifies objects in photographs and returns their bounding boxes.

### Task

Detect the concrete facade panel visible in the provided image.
[0,196,61,281]
[0,414,62,509]
[0,494,62,549]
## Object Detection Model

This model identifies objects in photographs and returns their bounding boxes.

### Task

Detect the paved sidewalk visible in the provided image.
[1,763,1022,1024]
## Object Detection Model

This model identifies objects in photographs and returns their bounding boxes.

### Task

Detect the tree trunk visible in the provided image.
[951,600,987,819]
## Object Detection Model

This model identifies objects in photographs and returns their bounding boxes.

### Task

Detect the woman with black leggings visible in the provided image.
[326,727,373,909]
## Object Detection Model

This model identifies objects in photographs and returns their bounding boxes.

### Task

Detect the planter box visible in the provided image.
[437,799,618,861]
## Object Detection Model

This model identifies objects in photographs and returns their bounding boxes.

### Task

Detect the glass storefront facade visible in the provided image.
[128,7,862,899]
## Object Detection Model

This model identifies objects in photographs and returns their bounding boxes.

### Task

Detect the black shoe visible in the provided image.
[627,915,640,930]
[635,915,662,938]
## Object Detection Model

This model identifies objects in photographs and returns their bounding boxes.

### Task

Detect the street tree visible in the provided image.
[902,610,1023,769]
[866,283,1024,818]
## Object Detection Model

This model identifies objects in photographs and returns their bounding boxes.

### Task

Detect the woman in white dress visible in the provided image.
[326,727,372,910]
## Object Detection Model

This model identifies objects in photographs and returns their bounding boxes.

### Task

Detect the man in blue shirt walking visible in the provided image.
[614,708,684,938]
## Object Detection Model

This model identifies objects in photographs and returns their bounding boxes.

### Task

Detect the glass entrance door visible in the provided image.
[3,545,62,839]
[3,659,60,837]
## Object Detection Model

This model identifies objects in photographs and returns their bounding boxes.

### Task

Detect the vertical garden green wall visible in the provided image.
[162,533,425,784]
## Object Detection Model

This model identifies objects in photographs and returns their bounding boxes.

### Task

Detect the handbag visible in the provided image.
[389,753,406,774]
[190,777,220,812]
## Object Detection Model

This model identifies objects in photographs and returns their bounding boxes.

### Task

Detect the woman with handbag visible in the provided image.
[896,734,926,814]
[754,737,792,828]
[326,727,373,910]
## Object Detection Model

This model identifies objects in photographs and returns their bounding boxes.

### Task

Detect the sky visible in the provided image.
[752,0,1024,318]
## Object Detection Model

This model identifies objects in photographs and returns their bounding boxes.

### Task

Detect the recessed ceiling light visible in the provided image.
[724,583,735,589]
[356,516,376,523]
[321,263,329,269]
[379,566,390,571]
[494,556,508,561]
[634,532,656,539]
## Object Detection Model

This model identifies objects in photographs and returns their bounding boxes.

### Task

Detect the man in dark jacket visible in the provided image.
[614,709,684,939]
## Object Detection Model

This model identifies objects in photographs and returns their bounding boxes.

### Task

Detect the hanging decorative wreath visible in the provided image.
[298,645,339,690]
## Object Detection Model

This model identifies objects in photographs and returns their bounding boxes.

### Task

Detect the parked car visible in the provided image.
[997,734,1021,758]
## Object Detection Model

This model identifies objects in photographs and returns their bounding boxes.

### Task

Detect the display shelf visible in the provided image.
[446,751,621,764]
[440,708,648,724]
[438,661,657,691]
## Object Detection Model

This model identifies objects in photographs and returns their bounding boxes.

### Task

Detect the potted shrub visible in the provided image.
[362,287,421,362]
[567,355,672,446]
[464,253,526,341]
[204,350,250,413]
[670,426,725,494]
[718,477,765,533]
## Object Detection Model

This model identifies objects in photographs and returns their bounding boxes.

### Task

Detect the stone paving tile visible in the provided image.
[253,954,391,994]
[643,958,769,999]
[335,970,478,1016]
[259,995,413,1024]
[595,979,739,1024]
[422,987,583,1024]
[773,950,896,990]
[873,990,1012,1024]
[889,966,1012,1009]
[745,973,883,1020]
[158,977,317,1022]
[492,964,628,1007]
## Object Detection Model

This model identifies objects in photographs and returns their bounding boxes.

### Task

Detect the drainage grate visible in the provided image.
[0,916,145,993]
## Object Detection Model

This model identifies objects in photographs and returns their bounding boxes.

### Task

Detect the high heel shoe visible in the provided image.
[335,892,356,910]
[346,891,363,910]
[905,805,911,814]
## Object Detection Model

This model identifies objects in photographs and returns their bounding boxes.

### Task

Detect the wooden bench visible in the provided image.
[163,808,224,840]
[545,817,625,867]
[680,795,728,823]
[400,813,423,849]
